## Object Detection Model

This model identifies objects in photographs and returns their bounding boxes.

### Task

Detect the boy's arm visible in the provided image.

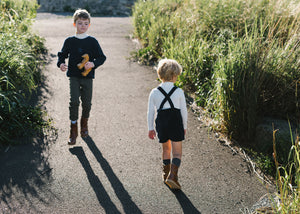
[60,63,68,72]
[92,39,106,69]
[57,39,70,68]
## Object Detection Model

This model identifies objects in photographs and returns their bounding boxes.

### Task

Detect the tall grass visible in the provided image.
[0,0,49,145]
[132,0,300,141]
[132,0,299,209]
[273,131,300,213]
[132,0,300,187]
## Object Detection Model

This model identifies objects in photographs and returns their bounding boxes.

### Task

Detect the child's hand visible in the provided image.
[60,63,68,72]
[84,61,95,70]
[184,129,187,135]
[148,130,156,140]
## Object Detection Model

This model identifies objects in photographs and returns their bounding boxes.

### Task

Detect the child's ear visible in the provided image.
[73,23,76,27]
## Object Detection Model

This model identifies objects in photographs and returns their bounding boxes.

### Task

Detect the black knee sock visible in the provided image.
[172,158,181,167]
[163,159,171,166]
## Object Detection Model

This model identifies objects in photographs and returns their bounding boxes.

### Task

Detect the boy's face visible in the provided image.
[74,18,90,34]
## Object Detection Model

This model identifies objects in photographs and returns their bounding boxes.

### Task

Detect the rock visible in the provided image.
[250,193,280,214]
[254,117,297,162]
[37,0,135,16]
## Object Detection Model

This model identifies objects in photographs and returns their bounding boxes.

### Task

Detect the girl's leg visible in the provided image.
[171,141,182,166]
[165,141,182,189]
[162,140,172,160]
[162,140,172,181]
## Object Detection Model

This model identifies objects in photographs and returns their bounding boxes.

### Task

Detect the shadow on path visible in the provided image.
[170,188,201,214]
[0,135,57,212]
[82,136,142,214]
[69,146,121,213]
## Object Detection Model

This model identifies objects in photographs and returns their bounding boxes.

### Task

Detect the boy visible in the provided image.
[57,9,106,145]
[147,59,187,190]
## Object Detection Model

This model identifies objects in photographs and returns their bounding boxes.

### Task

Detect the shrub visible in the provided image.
[132,0,300,141]
[273,133,300,213]
[0,0,48,145]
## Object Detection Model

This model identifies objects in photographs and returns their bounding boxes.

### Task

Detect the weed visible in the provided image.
[273,132,300,213]
[0,0,49,145]
[132,0,300,141]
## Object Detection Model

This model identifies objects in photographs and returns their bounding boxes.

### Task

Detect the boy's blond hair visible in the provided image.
[157,59,182,81]
[73,9,91,23]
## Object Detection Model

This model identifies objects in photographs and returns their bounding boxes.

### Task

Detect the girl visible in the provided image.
[147,59,187,189]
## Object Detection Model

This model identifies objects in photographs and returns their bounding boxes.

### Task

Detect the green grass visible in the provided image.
[0,0,49,145]
[132,0,300,210]
[273,132,300,213]
[132,0,300,142]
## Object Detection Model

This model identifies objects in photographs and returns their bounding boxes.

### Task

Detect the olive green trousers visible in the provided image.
[69,77,93,121]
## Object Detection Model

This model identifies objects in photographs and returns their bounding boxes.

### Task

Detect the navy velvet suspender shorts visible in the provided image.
[155,86,185,143]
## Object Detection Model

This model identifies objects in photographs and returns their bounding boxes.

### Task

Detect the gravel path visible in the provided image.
[0,13,273,214]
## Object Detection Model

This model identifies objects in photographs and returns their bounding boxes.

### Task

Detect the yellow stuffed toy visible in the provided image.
[77,54,92,76]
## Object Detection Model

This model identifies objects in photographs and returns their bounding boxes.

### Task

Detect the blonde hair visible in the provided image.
[73,9,91,23]
[157,59,182,81]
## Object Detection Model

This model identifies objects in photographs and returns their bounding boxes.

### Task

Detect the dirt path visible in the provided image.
[0,13,273,214]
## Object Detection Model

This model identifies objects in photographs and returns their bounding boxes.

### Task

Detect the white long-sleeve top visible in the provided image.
[147,82,188,131]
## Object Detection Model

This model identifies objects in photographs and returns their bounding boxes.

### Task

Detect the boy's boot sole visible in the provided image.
[165,179,181,190]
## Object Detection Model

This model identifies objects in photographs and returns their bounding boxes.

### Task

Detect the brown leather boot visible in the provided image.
[68,122,78,145]
[165,164,181,190]
[163,164,171,182]
[80,117,88,137]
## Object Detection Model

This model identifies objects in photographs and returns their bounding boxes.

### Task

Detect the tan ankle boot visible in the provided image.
[80,117,88,137]
[163,164,171,182]
[68,122,78,145]
[165,164,181,190]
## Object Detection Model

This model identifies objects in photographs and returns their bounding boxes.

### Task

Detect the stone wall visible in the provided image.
[37,0,136,16]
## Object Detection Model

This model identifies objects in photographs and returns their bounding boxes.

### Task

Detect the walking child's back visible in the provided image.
[147,59,187,189]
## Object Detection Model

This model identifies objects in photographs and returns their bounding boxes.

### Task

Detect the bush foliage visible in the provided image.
[132,0,300,142]
[132,1,300,211]
[0,0,48,145]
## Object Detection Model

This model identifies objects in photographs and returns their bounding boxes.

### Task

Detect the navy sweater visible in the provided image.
[57,36,106,79]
